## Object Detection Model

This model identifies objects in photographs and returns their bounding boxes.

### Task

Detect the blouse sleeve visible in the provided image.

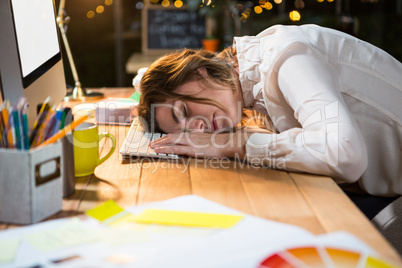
[245,45,368,183]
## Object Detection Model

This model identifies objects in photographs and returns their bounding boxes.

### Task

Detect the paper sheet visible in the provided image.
[0,195,386,268]
[23,218,99,252]
[0,238,20,263]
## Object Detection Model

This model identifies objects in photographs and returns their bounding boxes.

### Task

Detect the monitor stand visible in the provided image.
[64,81,103,102]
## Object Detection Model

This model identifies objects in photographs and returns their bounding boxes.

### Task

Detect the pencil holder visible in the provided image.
[62,133,75,197]
[0,141,63,224]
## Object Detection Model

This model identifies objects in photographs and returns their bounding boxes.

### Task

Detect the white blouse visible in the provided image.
[235,24,402,196]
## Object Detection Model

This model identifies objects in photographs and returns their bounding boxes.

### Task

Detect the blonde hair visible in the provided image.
[138,47,238,132]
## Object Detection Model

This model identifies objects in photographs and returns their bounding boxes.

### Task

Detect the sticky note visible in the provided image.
[133,209,244,228]
[86,200,125,222]
[365,255,397,268]
[24,218,98,252]
[0,238,20,263]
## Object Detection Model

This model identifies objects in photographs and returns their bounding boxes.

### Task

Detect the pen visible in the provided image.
[14,97,28,150]
[60,109,66,129]
[1,101,13,148]
[32,97,50,130]
[53,109,63,135]
[6,107,16,149]
[60,107,73,129]
[44,110,57,140]
[29,99,51,147]
[0,104,4,148]
[38,113,90,147]
[21,102,30,150]
[33,107,55,147]
[12,107,22,149]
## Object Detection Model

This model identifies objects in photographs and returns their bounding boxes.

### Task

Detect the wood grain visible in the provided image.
[238,165,324,234]
[290,172,401,263]
[189,159,255,215]
[137,158,192,204]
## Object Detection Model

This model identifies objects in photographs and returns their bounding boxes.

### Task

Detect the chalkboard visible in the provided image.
[142,6,206,54]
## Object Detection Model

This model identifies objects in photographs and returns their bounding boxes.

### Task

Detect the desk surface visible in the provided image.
[1,88,401,265]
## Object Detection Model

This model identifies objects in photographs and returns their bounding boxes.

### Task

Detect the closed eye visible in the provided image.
[171,100,188,124]
[183,103,188,118]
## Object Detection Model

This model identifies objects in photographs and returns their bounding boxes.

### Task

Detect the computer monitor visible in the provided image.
[0,0,67,127]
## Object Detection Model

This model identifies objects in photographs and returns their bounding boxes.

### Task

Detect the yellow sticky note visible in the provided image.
[0,238,20,263]
[365,255,398,268]
[86,200,125,222]
[134,209,244,228]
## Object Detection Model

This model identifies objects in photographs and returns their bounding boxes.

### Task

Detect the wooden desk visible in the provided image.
[1,88,401,265]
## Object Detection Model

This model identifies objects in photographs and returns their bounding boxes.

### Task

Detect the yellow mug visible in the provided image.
[73,122,116,177]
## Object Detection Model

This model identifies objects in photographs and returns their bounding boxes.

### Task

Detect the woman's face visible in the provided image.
[154,78,243,133]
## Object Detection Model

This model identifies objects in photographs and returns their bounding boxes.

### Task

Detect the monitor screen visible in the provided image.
[11,0,61,87]
[0,0,67,127]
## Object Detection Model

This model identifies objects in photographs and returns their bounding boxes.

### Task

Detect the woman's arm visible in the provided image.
[245,46,368,182]
[150,131,248,159]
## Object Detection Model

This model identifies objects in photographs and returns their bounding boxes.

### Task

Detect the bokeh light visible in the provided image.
[105,0,113,6]
[174,0,183,7]
[289,10,301,21]
[161,0,170,7]
[96,5,104,14]
[295,0,305,9]
[87,10,95,19]
[264,2,273,10]
[254,5,263,14]
[136,1,144,9]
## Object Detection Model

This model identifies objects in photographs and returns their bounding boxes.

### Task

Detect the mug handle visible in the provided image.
[97,132,116,166]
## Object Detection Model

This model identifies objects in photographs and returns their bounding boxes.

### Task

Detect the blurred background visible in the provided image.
[58,0,402,88]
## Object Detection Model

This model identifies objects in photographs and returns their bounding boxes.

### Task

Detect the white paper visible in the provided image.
[0,195,376,268]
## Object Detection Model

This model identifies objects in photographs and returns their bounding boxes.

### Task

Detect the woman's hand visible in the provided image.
[149,131,247,159]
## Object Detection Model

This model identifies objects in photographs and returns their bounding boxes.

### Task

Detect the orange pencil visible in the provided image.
[1,101,14,148]
[38,113,90,148]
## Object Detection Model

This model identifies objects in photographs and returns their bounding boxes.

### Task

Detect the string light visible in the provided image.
[174,0,183,7]
[254,5,263,13]
[161,0,170,7]
[105,0,113,6]
[295,0,305,9]
[96,5,105,13]
[289,10,301,21]
[264,2,273,10]
[87,10,95,19]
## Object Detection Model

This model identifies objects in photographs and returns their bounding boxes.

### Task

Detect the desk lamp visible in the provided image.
[57,0,104,101]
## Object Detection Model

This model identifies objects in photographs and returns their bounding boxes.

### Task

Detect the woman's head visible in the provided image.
[138,48,243,133]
